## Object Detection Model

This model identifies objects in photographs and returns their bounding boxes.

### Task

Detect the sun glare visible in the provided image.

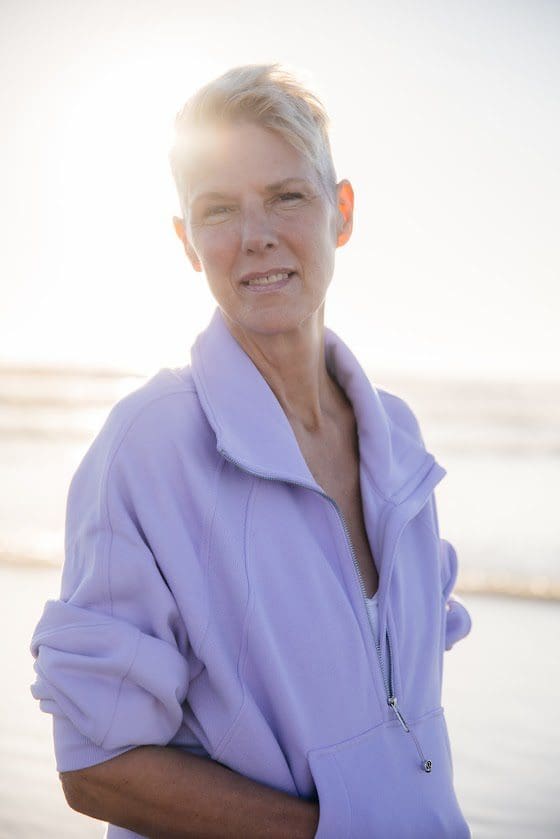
[27,55,220,372]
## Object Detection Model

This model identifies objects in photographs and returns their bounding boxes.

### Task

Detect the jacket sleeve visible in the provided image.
[439,538,472,651]
[29,416,191,772]
[393,393,473,653]
[396,392,473,652]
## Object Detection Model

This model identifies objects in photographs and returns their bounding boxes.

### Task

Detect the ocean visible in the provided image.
[1,362,559,598]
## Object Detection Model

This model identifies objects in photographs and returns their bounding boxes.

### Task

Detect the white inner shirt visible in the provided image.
[366,590,390,690]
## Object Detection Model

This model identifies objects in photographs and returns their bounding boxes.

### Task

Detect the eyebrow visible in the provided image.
[191,177,312,206]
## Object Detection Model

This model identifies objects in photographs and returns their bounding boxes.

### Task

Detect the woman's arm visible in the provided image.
[61,744,319,839]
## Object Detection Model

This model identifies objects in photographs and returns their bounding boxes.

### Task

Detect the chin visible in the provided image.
[241,305,316,337]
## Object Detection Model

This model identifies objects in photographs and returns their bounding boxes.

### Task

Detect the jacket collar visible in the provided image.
[190,306,443,503]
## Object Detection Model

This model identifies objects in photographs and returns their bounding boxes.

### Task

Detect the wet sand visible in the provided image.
[2,562,559,838]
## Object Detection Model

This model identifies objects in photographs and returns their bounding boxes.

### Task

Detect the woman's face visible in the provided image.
[174,120,353,337]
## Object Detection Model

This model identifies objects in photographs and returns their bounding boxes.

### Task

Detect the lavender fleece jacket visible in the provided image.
[30,306,472,838]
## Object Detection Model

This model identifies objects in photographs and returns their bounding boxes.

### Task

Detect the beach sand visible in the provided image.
[2,562,559,838]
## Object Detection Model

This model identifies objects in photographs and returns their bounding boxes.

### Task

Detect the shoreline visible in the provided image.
[3,552,559,602]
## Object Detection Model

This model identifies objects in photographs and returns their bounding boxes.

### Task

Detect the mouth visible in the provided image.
[240,270,297,292]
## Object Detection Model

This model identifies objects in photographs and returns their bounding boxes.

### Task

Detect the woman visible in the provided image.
[29,64,472,838]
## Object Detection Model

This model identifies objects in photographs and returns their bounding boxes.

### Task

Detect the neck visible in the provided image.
[221,306,348,434]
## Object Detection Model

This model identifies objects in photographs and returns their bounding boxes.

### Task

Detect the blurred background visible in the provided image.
[1,0,559,837]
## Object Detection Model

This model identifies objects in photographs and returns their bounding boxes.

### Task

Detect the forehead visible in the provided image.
[186,121,319,202]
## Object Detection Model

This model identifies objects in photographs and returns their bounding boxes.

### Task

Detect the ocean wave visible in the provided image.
[2,550,558,601]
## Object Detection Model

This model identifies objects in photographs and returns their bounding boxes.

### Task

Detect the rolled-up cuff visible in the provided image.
[445,596,472,651]
[53,712,138,773]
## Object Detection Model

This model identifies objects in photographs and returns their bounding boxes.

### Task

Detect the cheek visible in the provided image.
[196,229,238,267]
[304,221,335,265]
[297,206,336,247]
[282,215,321,251]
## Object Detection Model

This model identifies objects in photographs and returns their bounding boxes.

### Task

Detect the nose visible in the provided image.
[240,204,279,254]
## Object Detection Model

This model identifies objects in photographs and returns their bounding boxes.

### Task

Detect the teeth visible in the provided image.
[246,272,290,285]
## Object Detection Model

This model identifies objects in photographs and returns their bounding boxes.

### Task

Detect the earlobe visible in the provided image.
[337,215,353,247]
[336,180,354,248]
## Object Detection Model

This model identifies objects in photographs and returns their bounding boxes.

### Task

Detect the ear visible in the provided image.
[335,180,354,248]
[172,216,202,272]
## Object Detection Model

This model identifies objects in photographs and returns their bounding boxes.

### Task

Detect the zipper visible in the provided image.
[337,494,433,775]
[218,447,432,773]
[384,633,432,773]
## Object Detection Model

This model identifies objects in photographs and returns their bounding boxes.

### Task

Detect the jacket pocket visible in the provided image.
[307,706,470,839]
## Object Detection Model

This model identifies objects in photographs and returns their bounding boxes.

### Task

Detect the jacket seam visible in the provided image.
[103,389,201,618]
[332,751,352,836]
[196,457,226,660]
[239,480,256,686]
[97,387,199,740]
[212,477,257,761]
[100,627,142,748]
[104,387,201,473]
[310,704,445,756]
[64,387,199,560]
[213,698,248,762]
[31,621,117,644]
[163,368,197,392]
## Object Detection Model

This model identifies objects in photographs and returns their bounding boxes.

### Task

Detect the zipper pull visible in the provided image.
[388,696,409,732]
[388,696,432,773]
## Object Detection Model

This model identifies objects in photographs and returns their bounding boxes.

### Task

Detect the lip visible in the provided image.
[240,273,295,294]
[239,268,296,284]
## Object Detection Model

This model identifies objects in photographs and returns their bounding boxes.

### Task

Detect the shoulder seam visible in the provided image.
[164,367,197,392]
[101,387,199,617]
[111,386,199,461]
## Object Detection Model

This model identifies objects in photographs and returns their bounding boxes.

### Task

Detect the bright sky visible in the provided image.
[1,0,558,380]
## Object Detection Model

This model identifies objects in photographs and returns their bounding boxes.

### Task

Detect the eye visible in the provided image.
[205,205,231,217]
[278,192,303,202]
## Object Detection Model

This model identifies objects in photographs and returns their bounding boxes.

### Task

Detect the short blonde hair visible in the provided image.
[169,63,338,217]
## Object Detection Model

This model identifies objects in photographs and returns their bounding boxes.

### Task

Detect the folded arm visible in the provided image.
[61,744,319,839]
